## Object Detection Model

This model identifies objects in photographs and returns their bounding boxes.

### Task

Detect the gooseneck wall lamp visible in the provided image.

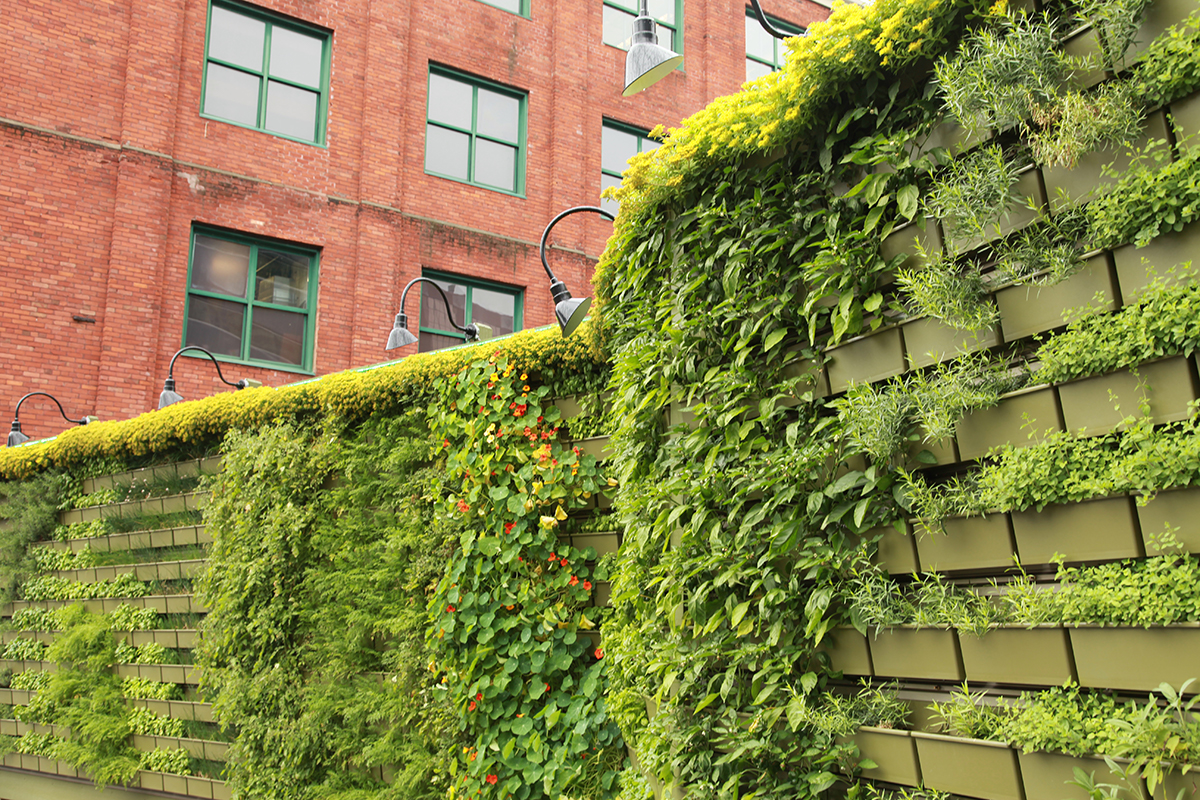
[158,346,262,410]
[623,0,684,96]
[747,0,795,39]
[7,392,96,447]
[540,206,614,338]
[386,277,480,351]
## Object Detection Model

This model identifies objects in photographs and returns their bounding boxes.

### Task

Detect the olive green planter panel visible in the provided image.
[571,436,611,460]
[1042,111,1169,212]
[855,727,922,786]
[1070,626,1200,692]
[996,254,1118,342]
[782,354,831,398]
[1061,26,1106,89]
[903,316,1001,369]
[1018,751,1145,800]
[826,327,907,393]
[870,628,965,681]
[873,522,920,575]
[558,531,620,557]
[80,455,221,495]
[1112,221,1200,300]
[1163,767,1200,800]
[881,219,944,272]
[1135,487,1200,554]
[1123,0,1200,65]
[1057,356,1198,437]
[959,627,1076,686]
[907,426,960,468]
[913,732,1027,800]
[957,386,1064,461]
[820,627,874,676]
[916,513,1016,573]
[1011,495,1142,565]
[1170,89,1200,141]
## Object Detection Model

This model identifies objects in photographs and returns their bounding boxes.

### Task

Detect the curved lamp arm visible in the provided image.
[539,206,614,338]
[539,206,615,283]
[747,0,795,40]
[13,392,91,426]
[8,391,94,447]
[386,277,479,350]
[159,345,261,410]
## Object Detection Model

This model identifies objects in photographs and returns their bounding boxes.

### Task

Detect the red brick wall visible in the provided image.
[0,0,828,440]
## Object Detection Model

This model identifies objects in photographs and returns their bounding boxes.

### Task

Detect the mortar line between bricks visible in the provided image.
[0,115,596,262]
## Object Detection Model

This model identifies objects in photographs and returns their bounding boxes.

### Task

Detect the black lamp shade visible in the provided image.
[555,296,592,338]
[386,312,418,350]
[7,422,28,448]
[158,377,184,410]
[623,14,683,96]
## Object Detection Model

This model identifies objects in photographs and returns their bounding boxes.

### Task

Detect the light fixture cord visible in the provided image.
[397,277,474,338]
[166,346,241,388]
[12,392,88,426]
[539,206,616,283]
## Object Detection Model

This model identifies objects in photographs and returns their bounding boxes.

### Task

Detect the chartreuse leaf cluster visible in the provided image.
[426,355,622,800]
[196,414,470,800]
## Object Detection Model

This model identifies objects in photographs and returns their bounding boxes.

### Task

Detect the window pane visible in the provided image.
[425,124,471,180]
[185,295,245,357]
[419,330,466,352]
[601,173,623,217]
[477,88,520,143]
[474,140,516,191]
[249,306,305,365]
[204,63,261,126]
[255,249,310,308]
[746,57,773,81]
[648,0,675,25]
[191,235,250,298]
[602,5,635,49]
[421,280,467,333]
[428,74,474,129]
[269,26,323,87]
[265,81,318,140]
[472,287,515,335]
[602,126,639,175]
[641,136,661,154]
[746,13,776,62]
[208,6,265,71]
[481,0,523,13]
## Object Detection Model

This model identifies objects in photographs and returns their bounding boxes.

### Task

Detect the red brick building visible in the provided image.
[0,0,828,442]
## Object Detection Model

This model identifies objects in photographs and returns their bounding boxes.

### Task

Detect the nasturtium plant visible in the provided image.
[428,355,623,799]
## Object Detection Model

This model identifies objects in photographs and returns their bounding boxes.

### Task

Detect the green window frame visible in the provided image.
[183,226,319,373]
[424,66,528,196]
[601,120,661,216]
[603,0,683,54]
[418,271,523,353]
[200,1,332,146]
[746,8,804,81]
[476,0,529,16]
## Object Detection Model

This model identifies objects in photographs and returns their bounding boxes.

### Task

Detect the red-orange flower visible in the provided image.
[504,522,515,535]
[468,701,476,711]
[569,575,579,586]
[476,692,483,701]
[446,605,456,613]
[457,499,469,513]
[486,775,498,785]
[559,558,568,567]
[594,648,604,659]
[583,581,592,591]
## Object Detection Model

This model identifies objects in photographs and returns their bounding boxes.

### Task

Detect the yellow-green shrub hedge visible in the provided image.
[0,324,604,479]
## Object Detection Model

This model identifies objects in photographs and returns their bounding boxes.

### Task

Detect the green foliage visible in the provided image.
[122,676,182,700]
[1,637,46,661]
[0,471,66,606]
[1087,138,1200,249]
[897,249,998,331]
[10,669,50,691]
[1078,0,1152,69]
[991,206,1089,285]
[930,684,1008,740]
[138,747,192,775]
[1132,9,1200,108]
[1036,277,1200,384]
[427,356,621,799]
[128,705,185,737]
[925,144,1023,247]
[21,572,148,602]
[786,681,909,737]
[1028,80,1144,168]
[197,415,471,800]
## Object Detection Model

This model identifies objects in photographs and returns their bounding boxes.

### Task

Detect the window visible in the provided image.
[477,0,529,15]
[425,67,527,195]
[418,272,522,352]
[601,121,660,216]
[201,2,331,145]
[183,227,319,371]
[603,0,681,53]
[746,9,803,81]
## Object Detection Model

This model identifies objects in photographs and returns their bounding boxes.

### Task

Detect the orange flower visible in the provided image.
[446,605,456,613]
[486,775,498,785]
[468,701,476,711]
[583,581,592,591]
[594,648,604,659]
[569,575,579,586]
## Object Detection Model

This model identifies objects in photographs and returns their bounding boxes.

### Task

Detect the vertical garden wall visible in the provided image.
[2,0,1200,798]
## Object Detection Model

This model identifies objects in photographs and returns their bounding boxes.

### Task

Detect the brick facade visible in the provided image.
[0,0,828,440]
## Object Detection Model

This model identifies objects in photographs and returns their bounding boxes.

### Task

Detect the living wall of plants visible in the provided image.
[2,0,1200,798]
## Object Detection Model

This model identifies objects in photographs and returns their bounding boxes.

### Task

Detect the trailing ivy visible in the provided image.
[0,471,66,606]
[426,355,622,799]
